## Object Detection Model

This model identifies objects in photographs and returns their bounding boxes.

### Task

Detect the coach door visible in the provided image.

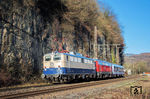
[95,61,100,72]
[112,64,114,73]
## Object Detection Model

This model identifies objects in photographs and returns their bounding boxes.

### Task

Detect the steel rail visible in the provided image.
[0,84,52,92]
[0,76,140,99]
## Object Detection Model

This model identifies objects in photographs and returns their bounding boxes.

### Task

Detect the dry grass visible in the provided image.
[85,76,150,99]
[85,86,150,99]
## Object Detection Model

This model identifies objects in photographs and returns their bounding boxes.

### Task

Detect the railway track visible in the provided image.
[0,84,52,92]
[0,76,140,99]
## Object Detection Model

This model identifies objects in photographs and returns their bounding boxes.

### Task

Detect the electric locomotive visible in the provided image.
[41,51,96,83]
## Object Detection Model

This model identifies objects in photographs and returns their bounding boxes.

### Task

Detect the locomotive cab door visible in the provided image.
[65,55,71,74]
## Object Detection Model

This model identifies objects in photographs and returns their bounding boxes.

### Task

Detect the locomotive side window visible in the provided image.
[84,59,87,63]
[45,56,51,61]
[89,60,91,64]
[90,60,92,64]
[87,59,89,63]
[85,59,88,63]
[92,60,94,63]
[74,57,78,62]
[78,58,81,63]
[89,60,91,63]
[53,55,61,61]
[70,56,74,61]
[81,58,84,63]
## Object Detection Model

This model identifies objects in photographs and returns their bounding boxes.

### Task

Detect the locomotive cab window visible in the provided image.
[53,55,61,61]
[45,56,51,61]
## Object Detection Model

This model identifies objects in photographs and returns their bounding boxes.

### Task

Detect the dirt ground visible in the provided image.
[84,75,150,99]
[29,75,150,99]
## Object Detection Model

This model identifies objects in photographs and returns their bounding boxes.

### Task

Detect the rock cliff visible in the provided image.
[0,0,124,85]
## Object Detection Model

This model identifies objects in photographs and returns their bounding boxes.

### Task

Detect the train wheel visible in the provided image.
[48,78,52,83]
[59,79,65,84]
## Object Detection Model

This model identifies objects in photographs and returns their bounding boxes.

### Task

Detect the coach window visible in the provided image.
[45,56,51,61]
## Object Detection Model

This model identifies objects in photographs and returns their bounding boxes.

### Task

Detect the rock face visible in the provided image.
[0,0,95,75]
[0,0,124,82]
[0,0,47,73]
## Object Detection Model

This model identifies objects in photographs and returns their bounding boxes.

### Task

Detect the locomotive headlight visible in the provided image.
[43,66,46,69]
[58,63,61,68]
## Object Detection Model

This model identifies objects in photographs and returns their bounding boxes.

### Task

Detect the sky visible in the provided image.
[99,0,150,54]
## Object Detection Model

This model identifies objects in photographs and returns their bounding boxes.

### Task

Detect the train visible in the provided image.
[41,51,124,83]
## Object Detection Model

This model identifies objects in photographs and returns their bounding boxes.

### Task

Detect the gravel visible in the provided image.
[0,76,143,99]
[28,78,140,99]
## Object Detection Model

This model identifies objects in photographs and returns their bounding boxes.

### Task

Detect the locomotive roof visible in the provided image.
[44,52,124,68]
[44,52,94,60]
[63,53,94,60]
